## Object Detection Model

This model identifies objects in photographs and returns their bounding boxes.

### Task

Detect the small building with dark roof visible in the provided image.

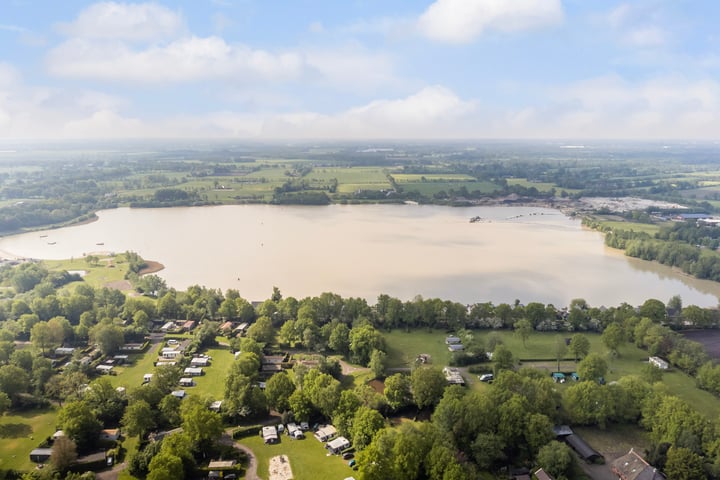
[30,448,53,463]
[533,468,555,480]
[564,434,603,463]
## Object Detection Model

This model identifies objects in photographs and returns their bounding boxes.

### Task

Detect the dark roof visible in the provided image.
[611,449,666,480]
[565,434,603,462]
[534,468,555,480]
[553,425,574,437]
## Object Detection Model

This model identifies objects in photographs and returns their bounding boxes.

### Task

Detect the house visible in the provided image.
[113,355,129,364]
[161,348,181,359]
[262,426,279,444]
[533,468,555,480]
[100,429,120,441]
[261,355,286,373]
[326,436,351,454]
[443,367,465,385]
[55,347,75,356]
[30,448,53,463]
[445,336,461,345]
[96,364,114,374]
[181,320,196,332]
[171,390,186,399]
[648,356,669,370]
[220,321,234,333]
[160,321,176,332]
[179,377,194,387]
[184,367,203,376]
[314,425,337,442]
[564,434,603,463]
[611,448,666,480]
[190,357,210,367]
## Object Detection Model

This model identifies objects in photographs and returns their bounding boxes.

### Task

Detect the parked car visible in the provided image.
[300,422,309,431]
[342,452,354,460]
[479,373,494,382]
[277,424,284,433]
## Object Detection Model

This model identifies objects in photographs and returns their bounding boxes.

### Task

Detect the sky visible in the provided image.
[1,0,720,141]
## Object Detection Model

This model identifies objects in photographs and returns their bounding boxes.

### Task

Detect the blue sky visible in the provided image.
[1,0,719,140]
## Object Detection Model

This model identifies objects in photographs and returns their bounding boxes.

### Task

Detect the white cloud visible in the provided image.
[46,36,306,83]
[605,3,668,48]
[417,0,564,43]
[56,2,184,42]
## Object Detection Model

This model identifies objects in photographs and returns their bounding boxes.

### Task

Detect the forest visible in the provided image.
[0,256,720,480]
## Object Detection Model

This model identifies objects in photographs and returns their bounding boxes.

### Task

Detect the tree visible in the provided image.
[181,397,223,449]
[0,391,10,415]
[514,318,533,347]
[122,400,156,438]
[84,377,125,424]
[602,323,625,356]
[246,316,274,344]
[58,400,102,452]
[351,406,385,450]
[525,413,554,456]
[328,323,350,355]
[664,446,707,480]
[349,323,385,366]
[569,333,590,362]
[0,364,30,399]
[536,441,575,479]
[304,369,341,417]
[89,322,124,356]
[369,349,387,379]
[384,373,413,410]
[492,344,514,375]
[333,390,362,436]
[288,389,312,422]
[50,436,78,472]
[577,352,608,383]
[411,367,446,409]
[265,372,295,412]
[639,298,667,323]
[30,322,54,355]
[147,452,184,480]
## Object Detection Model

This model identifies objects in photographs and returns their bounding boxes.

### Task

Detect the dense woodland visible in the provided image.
[1,257,720,479]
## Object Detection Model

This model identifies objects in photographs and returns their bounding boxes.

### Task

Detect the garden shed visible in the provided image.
[564,434,603,463]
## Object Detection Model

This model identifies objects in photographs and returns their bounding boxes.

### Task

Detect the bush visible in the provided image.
[232,426,261,439]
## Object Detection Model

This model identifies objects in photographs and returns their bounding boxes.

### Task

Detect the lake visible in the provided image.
[1,204,719,307]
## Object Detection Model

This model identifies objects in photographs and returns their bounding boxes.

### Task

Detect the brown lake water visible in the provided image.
[1,204,719,307]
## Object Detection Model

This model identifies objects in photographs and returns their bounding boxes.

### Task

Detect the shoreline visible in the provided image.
[139,260,165,276]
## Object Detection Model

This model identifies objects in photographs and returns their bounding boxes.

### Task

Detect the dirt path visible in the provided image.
[338,359,370,375]
[221,432,260,480]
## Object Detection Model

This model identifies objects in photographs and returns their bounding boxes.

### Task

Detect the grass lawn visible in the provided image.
[400,180,498,196]
[191,344,234,400]
[44,255,131,290]
[384,330,452,368]
[0,407,58,471]
[593,220,664,236]
[572,424,650,459]
[241,433,353,480]
[109,343,161,390]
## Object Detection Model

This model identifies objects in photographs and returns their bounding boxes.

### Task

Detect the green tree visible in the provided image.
[58,400,102,452]
[84,377,125,424]
[147,452,184,480]
[384,373,413,410]
[554,336,568,372]
[288,389,312,422]
[351,406,385,450]
[569,333,591,362]
[0,391,10,415]
[577,352,608,383]
[0,364,30,398]
[664,446,706,480]
[492,344,514,375]
[536,441,575,479]
[349,323,385,366]
[30,322,54,355]
[524,413,555,455]
[333,390,362,437]
[411,367,446,409]
[368,349,387,379]
[304,369,341,417]
[89,322,124,356]
[514,318,533,347]
[328,323,350,355]
[180,397,223,449]
[602,323,625,356]
[246,315,275,344]
[50,436,78,472]
[264,372,295,412]
[639,298,667,323]
[122,400,156,439]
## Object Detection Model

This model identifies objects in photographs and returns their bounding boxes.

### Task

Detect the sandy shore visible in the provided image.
[139,260,165,275]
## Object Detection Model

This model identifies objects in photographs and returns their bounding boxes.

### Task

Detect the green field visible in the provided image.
[191,344,235,400]
[384,330,452,368]
[593,220,664,236]
[0,407,58,471]
[240,432,353,480]
[44,255,131,290]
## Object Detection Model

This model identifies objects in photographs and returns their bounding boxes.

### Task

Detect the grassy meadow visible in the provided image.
[0,407,58,471]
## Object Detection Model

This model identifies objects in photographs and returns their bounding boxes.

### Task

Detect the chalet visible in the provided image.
[179,377,194,387]
[648,356,669,370]
[611,448,665,480]
[314,425,337,442]
[55,347,75,356]
[120,343,145,351]
[113,355,129,364]
[219,321,234,333]
[184,367,203,376]
[161,348,181,359]
[100,429,120,441]
[261,355,286,373]
[181,320,196,332]
[445,336,461,345]
[30,448,53,463]
[209,400,223,412]
[155,361,177,367]
[96,364,114,374]
[160,321,176,333]
[447,344,464,352]
[143,373,153,383]
[442,367,465,385]
[190,357,211,367]
[208,460,236,470]
[262,425,279,444]
[235,322,249,335]
[326,436,351,454]
[171,390,186,399]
